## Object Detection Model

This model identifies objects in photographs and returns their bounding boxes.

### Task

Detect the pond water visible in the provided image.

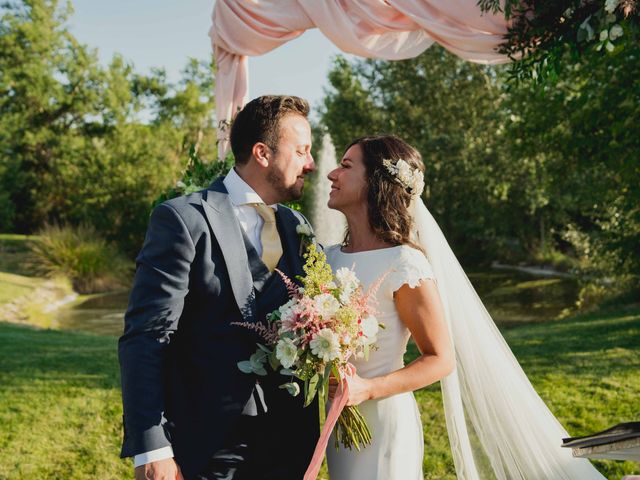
[53,269,579,337]
[54,291,130,336]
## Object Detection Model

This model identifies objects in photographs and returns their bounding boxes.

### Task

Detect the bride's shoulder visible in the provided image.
[397,244,430,264]
[383,245,435,292]
[389,245,435,284]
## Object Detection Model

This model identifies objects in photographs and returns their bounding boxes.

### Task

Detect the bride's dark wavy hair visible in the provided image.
[343,135,425,252]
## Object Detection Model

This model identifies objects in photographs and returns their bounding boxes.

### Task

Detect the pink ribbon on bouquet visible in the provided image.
[303,364,356,480]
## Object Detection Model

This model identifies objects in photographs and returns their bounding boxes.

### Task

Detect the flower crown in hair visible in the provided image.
[382,158,425,199]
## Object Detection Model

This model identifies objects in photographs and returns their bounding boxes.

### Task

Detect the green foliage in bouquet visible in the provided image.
[298,243,335,298]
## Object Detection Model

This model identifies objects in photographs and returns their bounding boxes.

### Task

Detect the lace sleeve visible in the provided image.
[387,248,436,293]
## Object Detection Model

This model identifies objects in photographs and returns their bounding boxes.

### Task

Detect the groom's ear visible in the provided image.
[252,142,271,168]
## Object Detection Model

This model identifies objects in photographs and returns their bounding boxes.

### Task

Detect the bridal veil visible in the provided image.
[410,199,604,480]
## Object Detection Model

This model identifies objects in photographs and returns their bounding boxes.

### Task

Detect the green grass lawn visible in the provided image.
[411,305,640,479]
[0,323,129,479]
[1,306,638,479]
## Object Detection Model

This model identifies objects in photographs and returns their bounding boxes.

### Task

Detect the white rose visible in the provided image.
[335,267,359,291]
[314,293,341,319]
[361,316,379,344]
[276,337,298,369]
[309,328,341,362]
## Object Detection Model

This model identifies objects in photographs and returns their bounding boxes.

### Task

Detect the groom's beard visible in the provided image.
[267,170,303,203]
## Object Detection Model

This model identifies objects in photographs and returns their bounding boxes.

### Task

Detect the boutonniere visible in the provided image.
[296,221,316,257]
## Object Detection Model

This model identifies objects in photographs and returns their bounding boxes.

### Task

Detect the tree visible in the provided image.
[0,0,218,255]
[321,41,639,299]
[503,39,640,293]
[478,0,639,83]
[322,48,517,262]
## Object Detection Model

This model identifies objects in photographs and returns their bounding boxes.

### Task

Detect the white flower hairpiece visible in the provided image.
[382,158,425,198]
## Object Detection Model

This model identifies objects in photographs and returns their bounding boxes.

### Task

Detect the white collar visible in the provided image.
[223,167,277,210]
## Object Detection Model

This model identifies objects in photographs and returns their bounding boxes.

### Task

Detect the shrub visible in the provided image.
[154,145,234,206]
[29,224,132,294]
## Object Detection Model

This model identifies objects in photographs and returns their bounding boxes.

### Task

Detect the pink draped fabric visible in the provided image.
[209,0,511,158]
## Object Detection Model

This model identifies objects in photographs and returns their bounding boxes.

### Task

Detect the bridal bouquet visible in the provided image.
[234,243,383,451]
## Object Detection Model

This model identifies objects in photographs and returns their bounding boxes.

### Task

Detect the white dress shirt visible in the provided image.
[134,168,283,468]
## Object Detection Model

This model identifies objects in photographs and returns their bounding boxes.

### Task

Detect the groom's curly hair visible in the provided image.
[344,135,425,253]
[230,95,310,165]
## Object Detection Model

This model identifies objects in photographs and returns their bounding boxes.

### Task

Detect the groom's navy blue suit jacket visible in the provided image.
[118,177,319,478]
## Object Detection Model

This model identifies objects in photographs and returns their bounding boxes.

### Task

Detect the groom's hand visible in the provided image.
[135,458,183,480]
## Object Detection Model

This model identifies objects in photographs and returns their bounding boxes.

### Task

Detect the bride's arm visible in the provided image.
[344,279,455,406]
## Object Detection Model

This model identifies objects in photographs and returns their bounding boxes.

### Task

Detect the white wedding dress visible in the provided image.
[325,244,436,480]
[321,202,605,480]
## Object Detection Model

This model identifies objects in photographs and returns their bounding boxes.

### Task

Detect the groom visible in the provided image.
[119,95,319,479]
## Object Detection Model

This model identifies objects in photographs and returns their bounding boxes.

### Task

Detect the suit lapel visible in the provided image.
[276,207,305,282]
[201,178,256,323]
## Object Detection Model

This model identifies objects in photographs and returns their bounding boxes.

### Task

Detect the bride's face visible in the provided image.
[327,144,368,212]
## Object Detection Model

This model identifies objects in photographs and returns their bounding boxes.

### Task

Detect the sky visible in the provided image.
[67,0,352,119]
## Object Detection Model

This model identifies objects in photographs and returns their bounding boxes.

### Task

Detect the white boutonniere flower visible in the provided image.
[296,220,316,256]
[296,223,313,237]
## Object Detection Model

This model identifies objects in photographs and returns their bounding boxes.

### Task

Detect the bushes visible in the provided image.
[29,224,132,294]
[154,145,233,206]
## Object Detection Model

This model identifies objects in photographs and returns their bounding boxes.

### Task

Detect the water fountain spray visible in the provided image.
[311,133,346,247]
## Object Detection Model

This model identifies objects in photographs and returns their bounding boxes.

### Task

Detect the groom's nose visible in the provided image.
[304,152,315,173]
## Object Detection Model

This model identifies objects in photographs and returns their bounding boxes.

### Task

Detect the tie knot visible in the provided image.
[252,203,276,223]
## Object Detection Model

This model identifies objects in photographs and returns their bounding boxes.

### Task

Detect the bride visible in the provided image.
[323,135,605,480]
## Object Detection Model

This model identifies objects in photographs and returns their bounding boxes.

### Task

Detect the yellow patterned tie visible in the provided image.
[252,203,283,272]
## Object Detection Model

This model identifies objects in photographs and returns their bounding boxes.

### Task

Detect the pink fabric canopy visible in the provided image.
[209,0,511,159]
